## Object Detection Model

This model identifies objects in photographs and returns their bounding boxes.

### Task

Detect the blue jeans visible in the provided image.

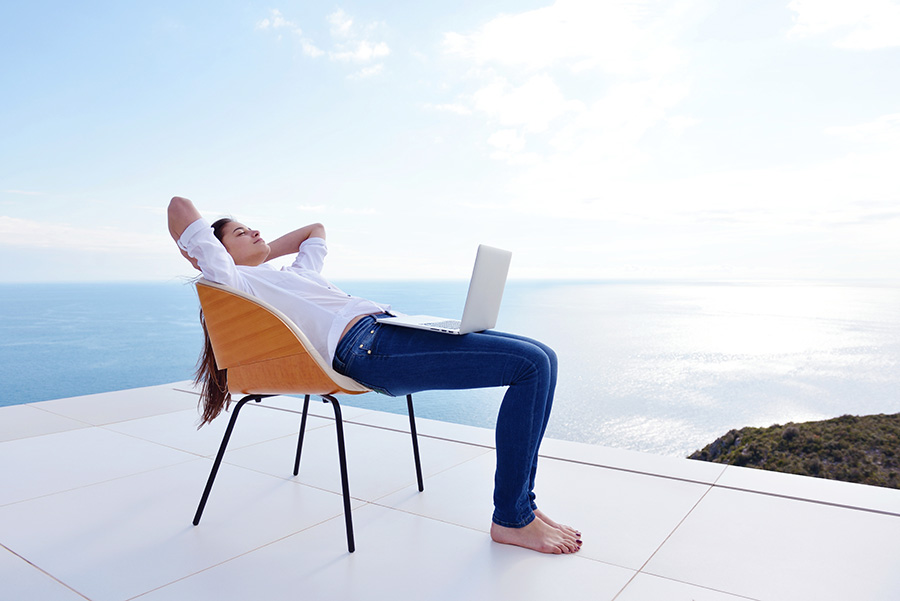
[333,316,557,528]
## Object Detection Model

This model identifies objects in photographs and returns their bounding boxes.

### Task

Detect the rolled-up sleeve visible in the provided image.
[177,219,210,253]
[290,237,327,274]
[178,218,247,290]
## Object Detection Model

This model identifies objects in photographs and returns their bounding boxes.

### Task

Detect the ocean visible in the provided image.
[1,279,898,457]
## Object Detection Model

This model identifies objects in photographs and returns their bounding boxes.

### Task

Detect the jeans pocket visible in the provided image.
[334,321,377,373]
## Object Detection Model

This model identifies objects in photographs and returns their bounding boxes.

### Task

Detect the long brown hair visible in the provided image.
[195,217,234,427]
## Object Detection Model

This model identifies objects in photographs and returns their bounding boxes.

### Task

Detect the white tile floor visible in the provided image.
[1,382,899,601]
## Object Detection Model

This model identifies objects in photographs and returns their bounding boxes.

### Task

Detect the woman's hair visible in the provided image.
[195,218,233,426]
[210,217,233,241]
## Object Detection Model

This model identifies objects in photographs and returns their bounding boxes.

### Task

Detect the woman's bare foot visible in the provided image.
[533,508,581,538]
[490,517,582,554]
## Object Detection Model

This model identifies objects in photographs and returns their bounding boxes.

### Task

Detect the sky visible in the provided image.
[1,0,899,282]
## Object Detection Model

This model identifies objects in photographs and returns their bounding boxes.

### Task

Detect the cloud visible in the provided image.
[330,40,390,63]
[553,78,688,156]
[424,103,472,115]
[788,0,900,49]
[0,216,169,253]
[349,63,385,79]
[433,0,900,261]
[300,39,325,58]
[501,147,900,234]
[471,75,584,133]
[487,129,526,153]
[258,8,390,77]
[442,0,686,76]
[438,0,694,168]
[825,112,900,144]
[327,9,354,38]
[324,9,390,77]
[255,8,323,56]
[666,115,700,135]
[486,128,538,163]
[255,8,297,32]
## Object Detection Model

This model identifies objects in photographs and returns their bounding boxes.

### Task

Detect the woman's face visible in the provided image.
[219,221,270,266]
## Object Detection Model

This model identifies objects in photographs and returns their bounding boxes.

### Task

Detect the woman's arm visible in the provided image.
[167,196,203,270]
[265,223,326,262]
[168,196,202,240]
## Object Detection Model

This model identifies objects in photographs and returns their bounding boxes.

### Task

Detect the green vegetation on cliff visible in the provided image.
[688,413,900,489]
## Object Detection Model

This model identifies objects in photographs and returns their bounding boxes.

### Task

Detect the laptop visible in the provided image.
[376,244,512,335]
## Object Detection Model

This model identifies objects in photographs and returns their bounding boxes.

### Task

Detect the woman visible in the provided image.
[167,196,581,554]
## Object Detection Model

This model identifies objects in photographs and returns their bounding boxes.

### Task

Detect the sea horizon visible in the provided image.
[2,278,899,457]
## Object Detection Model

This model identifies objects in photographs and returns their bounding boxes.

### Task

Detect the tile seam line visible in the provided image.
[0,456,199,510]
[713,484,900,518]
[279,411,900,519]
[611,480,718,601]
[616,572,763,601]
[266,402,714,481]
[124,511,354,601]
[158,398,900,518]
[540,452,900,519]
[27,403,95,427]
[98,420,332,457]
[629,475,769,601]
[30,400,892,519]
[248,402,497,450]
[362,501,634,572]
[366,451,494,504]
[1,542,92,601]
[26,398,198,427]
[226,399,498,450]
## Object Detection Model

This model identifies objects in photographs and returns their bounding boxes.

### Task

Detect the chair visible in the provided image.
[190,278,424,553]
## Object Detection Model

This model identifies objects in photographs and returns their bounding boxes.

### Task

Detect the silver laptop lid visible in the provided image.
[459,244,512,334]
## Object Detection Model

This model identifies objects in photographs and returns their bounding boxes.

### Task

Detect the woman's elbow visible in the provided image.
[310,223,326,240]
[168,197,186,223]
[167,196,201,240]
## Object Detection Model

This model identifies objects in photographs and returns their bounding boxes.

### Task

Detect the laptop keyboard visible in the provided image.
[423,319,461,330]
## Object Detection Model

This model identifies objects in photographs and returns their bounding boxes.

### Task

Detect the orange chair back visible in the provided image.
[196,280,369,397]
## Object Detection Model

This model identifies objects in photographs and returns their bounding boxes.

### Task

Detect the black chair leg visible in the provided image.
[407,394,424,492]
[293,395,312,476]
[196,391,417,555]
[193,394,266,526]
[322,394,355,553]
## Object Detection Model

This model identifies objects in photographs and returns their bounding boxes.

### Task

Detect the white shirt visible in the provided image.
[178,218,389,362]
